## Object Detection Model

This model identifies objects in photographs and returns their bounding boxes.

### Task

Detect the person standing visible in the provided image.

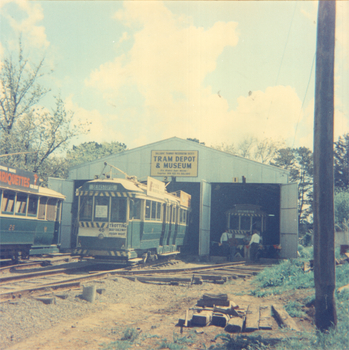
[248,230,261,262]
[219,229,235,261]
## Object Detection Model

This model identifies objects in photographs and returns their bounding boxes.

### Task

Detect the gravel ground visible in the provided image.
[0,261,215,349]
[1,260,308,350]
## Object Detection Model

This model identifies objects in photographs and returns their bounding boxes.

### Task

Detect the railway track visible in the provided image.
[0,257,270,302]
[0,253,80,274]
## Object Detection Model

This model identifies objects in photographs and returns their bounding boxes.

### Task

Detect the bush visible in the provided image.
[250,258,314,297]
[334,190,349,229]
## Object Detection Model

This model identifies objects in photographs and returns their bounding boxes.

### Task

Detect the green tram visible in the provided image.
[74,171,191,263]
[0,165,65,261]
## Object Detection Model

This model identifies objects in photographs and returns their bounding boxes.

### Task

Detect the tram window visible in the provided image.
[156,202,161,220]
[47,198,58,221]
[230,215,239,230]
[15,194,28,215]
[151,201,156,219]
[166,206,170,223]
[2,191,15,214]
[129,198,141,220]
[180,209,187,224]
[56,201,62,222]
[28,195,38,216]
[38,197,48,219]
[252,216,262,231]
[111,197,127,222]
[94,197,109,221]
[172,207,177,223]
[240,216,251,231]
[145,200,151,220]
[80,196,93,221]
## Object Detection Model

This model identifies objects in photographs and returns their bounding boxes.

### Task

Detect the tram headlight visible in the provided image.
[98,234,104,240]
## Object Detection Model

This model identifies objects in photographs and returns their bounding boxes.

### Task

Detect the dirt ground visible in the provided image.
[3,263,315,350]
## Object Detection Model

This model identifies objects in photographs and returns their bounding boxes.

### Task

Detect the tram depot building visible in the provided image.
[49,137,298,260]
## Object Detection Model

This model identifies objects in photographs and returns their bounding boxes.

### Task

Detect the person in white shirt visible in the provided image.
[248,230,261,262]
[219,229,235,261]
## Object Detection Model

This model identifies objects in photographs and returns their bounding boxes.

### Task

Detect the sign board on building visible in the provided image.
[176,190,191,207]
[151,151,198,177]
[0,163,39,192]
[147,176,165,199]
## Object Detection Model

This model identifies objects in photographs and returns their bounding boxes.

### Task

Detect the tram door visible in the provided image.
[128,198,142,249]
[166,205,175,246]
[160,203,167,246]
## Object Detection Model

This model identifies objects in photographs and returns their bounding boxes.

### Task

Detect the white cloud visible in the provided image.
[118,32,129,44]
[336,1,349,70]
[300,1,318,24]
[84,1,324,149]
[1,0,49,49]
[65,95,125,145]
[201,86,304,147]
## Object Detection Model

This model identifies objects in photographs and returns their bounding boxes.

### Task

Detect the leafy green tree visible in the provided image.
[0,39,89,184]
[66,141,127,167]
[334,133,349,190]
[334,190,349,229]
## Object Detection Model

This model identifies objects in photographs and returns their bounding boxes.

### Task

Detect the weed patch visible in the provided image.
[156,331,196,350]
[284,301,307,318]
[250,258,314,297]
[100,327,140,350]
[246,248,349,350]
[210,333,280,350]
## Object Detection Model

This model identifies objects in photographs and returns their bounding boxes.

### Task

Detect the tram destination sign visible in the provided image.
[0,163,39,192]
[151,151,198,177]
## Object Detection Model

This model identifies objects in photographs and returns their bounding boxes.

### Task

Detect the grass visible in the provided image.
[250,258,314,297]
[202,244,349,350]
[100,327,140,350]
[284,301,307,318]
[208,333,281,350]
[236,245,349,350]
[100,246,349,350]
[156,331,196,350]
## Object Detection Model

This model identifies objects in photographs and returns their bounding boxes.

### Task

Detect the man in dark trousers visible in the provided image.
[248,230,261,262]
[219,229,235,261]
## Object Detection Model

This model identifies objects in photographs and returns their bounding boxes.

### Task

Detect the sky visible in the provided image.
[0,0,348,151]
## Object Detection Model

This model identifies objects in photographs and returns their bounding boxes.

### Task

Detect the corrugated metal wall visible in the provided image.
[68,137,288,184]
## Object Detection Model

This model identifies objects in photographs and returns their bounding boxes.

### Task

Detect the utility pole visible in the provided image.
[313,1,337,331]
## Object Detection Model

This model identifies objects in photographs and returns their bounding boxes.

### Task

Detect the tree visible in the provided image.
[66,141,127,167]
[212,136,285,164]
[334,189,349,230]
[187,138,205,145]
[253,138,285,164]
[272,147,313,225]
[334,133,349,190]
[0,39,89,183]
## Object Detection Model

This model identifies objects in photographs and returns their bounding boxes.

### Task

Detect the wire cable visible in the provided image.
[292,52,316,148]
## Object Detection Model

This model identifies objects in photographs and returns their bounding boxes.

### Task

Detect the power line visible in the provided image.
[292,52,316,148]
[274,2,297,86]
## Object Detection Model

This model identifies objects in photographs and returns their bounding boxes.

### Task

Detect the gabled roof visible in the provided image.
[70,136,288,175]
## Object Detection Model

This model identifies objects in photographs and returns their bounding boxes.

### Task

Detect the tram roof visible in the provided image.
[38,186,66,199]
[0,184,65,199]
[81,178,145,193]
[78,178,189,206]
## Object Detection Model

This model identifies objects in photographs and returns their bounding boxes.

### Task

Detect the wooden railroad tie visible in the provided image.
[179,296,297,334]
